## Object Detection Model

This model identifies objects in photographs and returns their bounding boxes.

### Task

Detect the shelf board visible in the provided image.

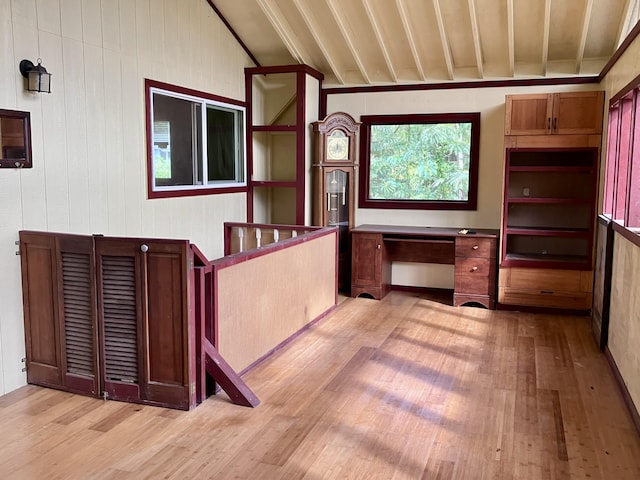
[508,165,594,173]
[251,125,297,132]
[505,227,590,237]
[502,252,591,269]
[504,252,588,262]
[250,180,297,188]
[506,197,591,204]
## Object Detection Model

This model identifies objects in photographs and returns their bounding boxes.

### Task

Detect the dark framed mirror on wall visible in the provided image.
[0,109,32,168]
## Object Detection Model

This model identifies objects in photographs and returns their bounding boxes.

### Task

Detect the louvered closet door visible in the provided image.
[19,232,99,395]
[58,236,99,395]
[95,238,144,403]
[95,237,194,409]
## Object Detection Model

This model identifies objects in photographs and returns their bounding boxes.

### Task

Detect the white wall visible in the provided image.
[326,83,602,288]
[0,0,252,395]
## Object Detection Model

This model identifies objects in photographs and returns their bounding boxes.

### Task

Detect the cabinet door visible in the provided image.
[20,232,64,389]
[552,91,604,135]
[505,94,553,135]
[351,233,382,287]
[19,231,99,396]
[96,237,194,410]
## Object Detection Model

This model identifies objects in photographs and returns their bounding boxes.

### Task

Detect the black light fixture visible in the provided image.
[19,58,51,93]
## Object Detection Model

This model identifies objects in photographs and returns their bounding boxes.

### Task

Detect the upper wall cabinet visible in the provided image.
[505,91,605,136]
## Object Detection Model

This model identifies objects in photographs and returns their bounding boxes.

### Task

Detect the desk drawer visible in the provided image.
[455,257,492,276]
[455,237,496,258]
[455,276,492,295]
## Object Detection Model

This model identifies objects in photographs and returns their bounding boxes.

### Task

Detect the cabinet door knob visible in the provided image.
[472,245,479,250]
[377,244,381,249]
[140,244,149,253]
[471,266,478,271]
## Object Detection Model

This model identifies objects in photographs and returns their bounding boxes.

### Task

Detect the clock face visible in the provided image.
[327,131,349,160]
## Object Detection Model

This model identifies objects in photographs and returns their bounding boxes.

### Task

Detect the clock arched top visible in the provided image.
[313,111,360,134]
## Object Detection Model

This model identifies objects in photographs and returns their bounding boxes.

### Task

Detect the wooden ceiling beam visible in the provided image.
[362,0,398,82]
[326,0,371,84]
[576,0,593,74]
[507,0,514,76]
[292,0,345,84]
[432,0,454,80]
[616,0,638,48]
[396,0,426,81]
[541,0,551,75]
[467,0,484,78]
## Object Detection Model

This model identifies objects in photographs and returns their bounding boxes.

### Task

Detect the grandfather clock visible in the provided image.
[312,112,360,291]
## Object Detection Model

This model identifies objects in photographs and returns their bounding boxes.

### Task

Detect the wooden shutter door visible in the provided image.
[95,237,194,409]
[20,232,63,388]
[19,231,99,395]
[58,235,99,395]
[144,240,194,409]
[95,238,144,403]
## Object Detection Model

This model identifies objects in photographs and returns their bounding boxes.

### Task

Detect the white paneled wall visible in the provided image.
[0,0,252,395]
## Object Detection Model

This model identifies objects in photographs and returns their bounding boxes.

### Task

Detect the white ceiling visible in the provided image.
[211,0,640,87]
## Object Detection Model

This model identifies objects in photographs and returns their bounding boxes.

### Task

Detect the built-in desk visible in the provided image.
[350,225,499,309]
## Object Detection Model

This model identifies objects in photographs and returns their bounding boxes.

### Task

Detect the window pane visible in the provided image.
[152,94,197,187]
[359,113,479,210]
[603,104,620,216]
[629,91,640,227]
[369,123,471,201]
[614,95,633,222]
[207,106,240,182]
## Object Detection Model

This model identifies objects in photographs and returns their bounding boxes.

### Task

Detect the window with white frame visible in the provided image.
[145,79,246,198]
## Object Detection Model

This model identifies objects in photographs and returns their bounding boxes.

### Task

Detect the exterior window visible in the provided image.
[604,87,640,232]
[145,79,246,198]
[359,113,480,210]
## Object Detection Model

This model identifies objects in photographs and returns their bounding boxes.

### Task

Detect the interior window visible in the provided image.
[145,79,246,198]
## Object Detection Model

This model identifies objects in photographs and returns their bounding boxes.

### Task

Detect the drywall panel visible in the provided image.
[40,30,70,232]
[608,235,640,409]
[63,36,91,233]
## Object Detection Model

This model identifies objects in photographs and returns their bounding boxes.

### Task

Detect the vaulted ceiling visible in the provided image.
[211,0,640,87]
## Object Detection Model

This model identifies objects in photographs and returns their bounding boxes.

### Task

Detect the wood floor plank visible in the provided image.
[1,291,640,479]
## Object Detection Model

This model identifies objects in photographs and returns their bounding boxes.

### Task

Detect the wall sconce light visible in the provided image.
[19,58,52,93]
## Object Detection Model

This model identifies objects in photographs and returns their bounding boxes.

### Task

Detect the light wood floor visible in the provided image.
[1,291,640,479]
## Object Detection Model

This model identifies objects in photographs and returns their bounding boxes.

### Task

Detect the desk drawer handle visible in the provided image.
[541,290,554,294]
[472,245,479,250]
[471,266,478,272]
